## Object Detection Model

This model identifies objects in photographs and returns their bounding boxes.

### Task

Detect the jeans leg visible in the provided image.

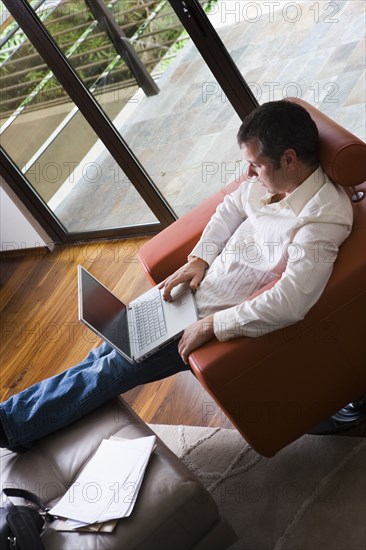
[0,341,188,450]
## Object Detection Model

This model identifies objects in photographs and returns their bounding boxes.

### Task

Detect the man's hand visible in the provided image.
[178,315,215,364]
[160,256,208,302]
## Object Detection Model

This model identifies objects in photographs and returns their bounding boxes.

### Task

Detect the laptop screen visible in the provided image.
[78,267,132,359]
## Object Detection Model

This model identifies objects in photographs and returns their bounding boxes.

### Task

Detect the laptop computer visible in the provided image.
[78,265,198,363]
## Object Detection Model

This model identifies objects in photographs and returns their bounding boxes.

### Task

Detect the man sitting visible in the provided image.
[0,100,353,452]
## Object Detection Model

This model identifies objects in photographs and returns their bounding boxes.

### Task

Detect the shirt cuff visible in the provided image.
[189,240,221,267]
[213,307,279,340]
[213,308,238,342]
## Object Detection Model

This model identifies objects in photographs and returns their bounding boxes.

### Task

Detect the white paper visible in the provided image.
[50,435,155,524]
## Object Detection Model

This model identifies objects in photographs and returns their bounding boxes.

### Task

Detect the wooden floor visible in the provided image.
[0,239,234,429]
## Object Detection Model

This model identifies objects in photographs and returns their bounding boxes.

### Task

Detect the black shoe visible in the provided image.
[309,395,366,435]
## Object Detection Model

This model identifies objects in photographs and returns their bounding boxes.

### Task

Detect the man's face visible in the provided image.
[241,140,299,195]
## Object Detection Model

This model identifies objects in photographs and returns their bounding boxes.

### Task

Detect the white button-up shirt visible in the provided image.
[190,167,353,340]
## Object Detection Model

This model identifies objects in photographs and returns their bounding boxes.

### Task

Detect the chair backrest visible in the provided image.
[287,98,366,188]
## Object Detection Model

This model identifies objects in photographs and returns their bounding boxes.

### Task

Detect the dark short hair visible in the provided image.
[237,100,319,168]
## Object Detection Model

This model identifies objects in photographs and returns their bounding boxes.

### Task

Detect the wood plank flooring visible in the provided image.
[0,239,233,429]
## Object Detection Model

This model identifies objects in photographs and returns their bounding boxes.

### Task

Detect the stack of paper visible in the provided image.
[50,435,156,527]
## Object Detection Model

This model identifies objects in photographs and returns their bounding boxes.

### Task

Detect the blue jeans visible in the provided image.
[0,341,188,451]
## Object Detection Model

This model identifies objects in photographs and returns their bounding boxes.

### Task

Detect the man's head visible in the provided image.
[237,100,320,195]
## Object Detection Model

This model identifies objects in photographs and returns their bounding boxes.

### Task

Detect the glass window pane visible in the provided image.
[0,4,158,233]
[207,0,365,140]
[41,0,246,217]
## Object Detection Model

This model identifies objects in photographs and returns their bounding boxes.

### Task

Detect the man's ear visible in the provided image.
[282,148,298,167]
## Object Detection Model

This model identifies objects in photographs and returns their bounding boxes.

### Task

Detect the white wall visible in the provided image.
[0,185,47,251]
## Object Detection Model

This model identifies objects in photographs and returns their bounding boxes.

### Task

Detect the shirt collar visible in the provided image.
[285,166,326,215]
[259,166,326,214]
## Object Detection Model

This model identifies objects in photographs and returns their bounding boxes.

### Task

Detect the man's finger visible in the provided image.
[162,278,177,301]
[163,271,188,301]
[190,273,202,290]
[179,345,188,365]
[158,279,167,289]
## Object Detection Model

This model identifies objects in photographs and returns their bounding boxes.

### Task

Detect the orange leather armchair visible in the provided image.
[138,98,366,457]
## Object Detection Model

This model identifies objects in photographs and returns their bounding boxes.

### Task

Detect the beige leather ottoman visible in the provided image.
[1,397,237,549]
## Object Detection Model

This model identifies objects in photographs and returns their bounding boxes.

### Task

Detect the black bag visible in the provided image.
[0,488,54,550]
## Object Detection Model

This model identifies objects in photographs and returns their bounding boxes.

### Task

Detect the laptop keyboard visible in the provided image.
[133,290,167,350]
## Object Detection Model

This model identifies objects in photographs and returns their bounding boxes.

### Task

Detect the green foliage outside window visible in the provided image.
[0,0,217,116]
